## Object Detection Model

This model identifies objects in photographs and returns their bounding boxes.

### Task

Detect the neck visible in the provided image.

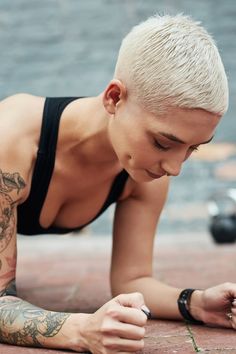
[70,95,121,169]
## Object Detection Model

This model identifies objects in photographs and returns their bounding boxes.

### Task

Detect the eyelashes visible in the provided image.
[154,139,199,152]
[153,139,170,151]
[190,146,199,152]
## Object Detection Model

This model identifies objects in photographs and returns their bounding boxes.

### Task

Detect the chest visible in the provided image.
[39,162,131,229]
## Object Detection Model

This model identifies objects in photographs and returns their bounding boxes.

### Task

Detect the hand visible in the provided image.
[78,292,149,353]
[190,283,236,329]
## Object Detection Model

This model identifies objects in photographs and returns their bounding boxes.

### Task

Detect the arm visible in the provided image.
[0,169,147,353]
[111,175,183,320]
[0,175,84,351]
[0,168,89,351]
[111,176,236,329]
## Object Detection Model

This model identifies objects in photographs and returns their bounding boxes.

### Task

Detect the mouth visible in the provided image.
[146,170,164,179]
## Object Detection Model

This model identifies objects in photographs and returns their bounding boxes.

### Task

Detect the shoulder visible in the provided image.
[0,92,32,104]
[0,93,45,203]
[0,93,45,130]
[0,93,44,116]
[0,93,35,111]
[0,93,44,151]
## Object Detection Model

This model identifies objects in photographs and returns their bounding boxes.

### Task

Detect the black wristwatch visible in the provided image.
[177,288,204,325]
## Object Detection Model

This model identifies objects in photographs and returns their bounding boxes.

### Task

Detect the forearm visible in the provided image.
[0,295,88,351]
[112,277,183,320]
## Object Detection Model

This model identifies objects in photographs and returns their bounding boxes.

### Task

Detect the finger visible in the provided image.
[106,306,147,326]
[231,307,236,315]
[230,307,236,329]
[102,336,144,352]
[223,307,236,330]
[230,316,236,330]
[103,321,145,340]
[115,292,145,309]
[118,338,144,352]
[222,283,236,300]
[115,292,151,318]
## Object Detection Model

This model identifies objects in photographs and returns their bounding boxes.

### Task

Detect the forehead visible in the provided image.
[139,106,220,143]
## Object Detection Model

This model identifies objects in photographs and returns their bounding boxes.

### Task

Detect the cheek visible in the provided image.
[110,122,158,166]
[128,143,159,169]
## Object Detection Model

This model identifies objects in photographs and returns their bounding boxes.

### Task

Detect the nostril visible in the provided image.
[162,166,181,177]
[161,162,182,177]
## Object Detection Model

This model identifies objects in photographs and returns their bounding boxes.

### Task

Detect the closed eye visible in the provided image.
[154,139,170,151]
[154,138,200,153]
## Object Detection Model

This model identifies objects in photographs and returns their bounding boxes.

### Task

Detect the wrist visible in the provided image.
[177,289,204,324]
[188,290,205,322]
[59,313,91,352]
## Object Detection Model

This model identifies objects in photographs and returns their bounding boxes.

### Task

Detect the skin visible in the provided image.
[0,82,235,353]
[104,80,219,181]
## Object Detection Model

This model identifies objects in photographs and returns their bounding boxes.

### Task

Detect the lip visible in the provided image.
[146,170,163,179]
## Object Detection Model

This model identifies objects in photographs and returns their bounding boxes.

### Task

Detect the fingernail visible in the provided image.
[141,305,152,319]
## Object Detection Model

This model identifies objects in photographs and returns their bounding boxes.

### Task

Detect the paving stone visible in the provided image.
[190,325,236,352]
[0,343,73,354]
[146,320,188,337]
[138,334,195,353]
[201,350,236,353]
[1,233,236,353]
[138,320,195,353]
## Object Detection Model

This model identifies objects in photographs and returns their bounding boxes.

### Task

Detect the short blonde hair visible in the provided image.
[114,14,228,116]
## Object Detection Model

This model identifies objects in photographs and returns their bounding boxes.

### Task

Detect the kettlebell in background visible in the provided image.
[208,189,236,244]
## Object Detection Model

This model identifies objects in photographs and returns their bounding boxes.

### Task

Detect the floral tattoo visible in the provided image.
[0,297,70,346]
[0,169,26,194]
[0,170,26,253]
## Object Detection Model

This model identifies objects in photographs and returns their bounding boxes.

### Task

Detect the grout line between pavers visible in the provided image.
[185,323,236,353]
[201,348,236,352]
[145,334,189,339]
[186,322,202,352]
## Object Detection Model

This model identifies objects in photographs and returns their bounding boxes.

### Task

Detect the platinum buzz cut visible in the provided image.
[114,14,229,116]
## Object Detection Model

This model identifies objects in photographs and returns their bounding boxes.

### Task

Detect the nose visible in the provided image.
[161,159,183,177]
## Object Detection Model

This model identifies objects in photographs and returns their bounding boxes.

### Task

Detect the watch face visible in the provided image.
[178,289,193,309]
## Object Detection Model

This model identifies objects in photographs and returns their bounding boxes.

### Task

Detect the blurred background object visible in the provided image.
[208,189,236,243]
[0,0,235,236]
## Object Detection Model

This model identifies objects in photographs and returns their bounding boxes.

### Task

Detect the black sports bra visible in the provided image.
[17,97,129,235]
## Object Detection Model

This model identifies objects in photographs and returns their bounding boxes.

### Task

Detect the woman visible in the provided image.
[0,14,234,354]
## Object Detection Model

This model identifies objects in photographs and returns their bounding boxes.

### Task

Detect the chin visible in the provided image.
[126,169,153,183]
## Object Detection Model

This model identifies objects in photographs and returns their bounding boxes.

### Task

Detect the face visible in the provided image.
[105,86,221,183]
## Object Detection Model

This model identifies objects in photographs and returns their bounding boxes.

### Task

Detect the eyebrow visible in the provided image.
[158,132,214,146]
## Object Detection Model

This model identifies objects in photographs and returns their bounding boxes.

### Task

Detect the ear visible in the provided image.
[102,79,127,115]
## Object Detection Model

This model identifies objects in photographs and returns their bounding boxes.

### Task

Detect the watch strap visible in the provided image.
[177,288,204,325]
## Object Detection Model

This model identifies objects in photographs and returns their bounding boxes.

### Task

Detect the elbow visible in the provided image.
[110,278,120,297]
[111,285,123,298]
[110,275,139,298]
[110,274,128,297]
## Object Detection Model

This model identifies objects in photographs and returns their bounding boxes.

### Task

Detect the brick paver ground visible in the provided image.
[0,231,236,354]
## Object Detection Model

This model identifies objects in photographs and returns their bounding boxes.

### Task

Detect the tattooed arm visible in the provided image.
[0,169,147,353]
[0,170,89,351]
[0,290,90,352]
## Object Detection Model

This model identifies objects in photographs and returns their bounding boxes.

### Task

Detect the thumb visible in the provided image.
[114,292,151,316]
